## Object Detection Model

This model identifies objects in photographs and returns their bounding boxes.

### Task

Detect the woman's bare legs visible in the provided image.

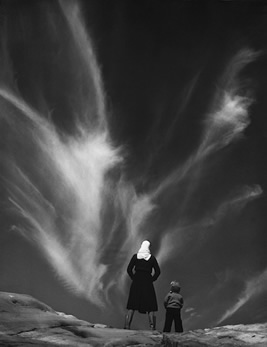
[148,311,156,330]
[124,309,135,329]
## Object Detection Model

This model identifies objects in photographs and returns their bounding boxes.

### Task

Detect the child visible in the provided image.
[163,280,184,333]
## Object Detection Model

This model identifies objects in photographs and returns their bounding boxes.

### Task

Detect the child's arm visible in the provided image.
[180,296,184,308]
[163,293,170,308]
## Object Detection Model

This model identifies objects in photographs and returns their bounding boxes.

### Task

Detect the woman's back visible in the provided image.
[127,254,160,281]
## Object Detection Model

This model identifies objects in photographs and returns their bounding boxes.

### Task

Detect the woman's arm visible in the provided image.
[152,256,161,281]
[127,254,136,280]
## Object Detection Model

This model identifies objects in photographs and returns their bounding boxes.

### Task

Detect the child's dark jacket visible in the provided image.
[164,291,184,309]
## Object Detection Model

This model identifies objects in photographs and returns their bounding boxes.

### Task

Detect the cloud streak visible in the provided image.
[217,267,267,325]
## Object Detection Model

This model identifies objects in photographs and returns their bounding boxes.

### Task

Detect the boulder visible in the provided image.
[0,291,161,346]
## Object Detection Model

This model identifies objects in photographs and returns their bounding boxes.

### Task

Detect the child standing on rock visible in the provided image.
[163,280,184,333]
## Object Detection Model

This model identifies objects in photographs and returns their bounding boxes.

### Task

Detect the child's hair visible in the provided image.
[170,280,181,293]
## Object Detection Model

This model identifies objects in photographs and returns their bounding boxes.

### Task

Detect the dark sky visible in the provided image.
[0,0,267,331]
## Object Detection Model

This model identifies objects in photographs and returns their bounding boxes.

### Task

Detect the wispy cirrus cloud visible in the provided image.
[217,267,267,325]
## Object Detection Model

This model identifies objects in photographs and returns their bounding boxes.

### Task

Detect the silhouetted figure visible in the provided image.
[124,240,160,330]
[163,280,184,333]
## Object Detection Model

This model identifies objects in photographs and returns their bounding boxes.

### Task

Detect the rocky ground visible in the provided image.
[0,291,266,346]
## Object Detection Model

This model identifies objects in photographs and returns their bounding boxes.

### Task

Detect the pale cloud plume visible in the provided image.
[153,49,258,205]
[217,268,267,325]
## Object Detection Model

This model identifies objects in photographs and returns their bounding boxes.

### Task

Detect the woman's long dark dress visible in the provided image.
[126,254,160,313]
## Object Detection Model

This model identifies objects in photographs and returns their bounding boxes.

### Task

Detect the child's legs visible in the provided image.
[173,309,183,332]
[163,309,174,332]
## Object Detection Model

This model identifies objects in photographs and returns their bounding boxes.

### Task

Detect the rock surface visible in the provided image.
[0,291,266,346]
[163,324,267,347]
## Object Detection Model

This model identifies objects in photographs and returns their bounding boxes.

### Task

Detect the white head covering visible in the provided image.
[137,240,151,260]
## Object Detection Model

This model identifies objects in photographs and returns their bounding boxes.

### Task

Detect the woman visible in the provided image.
[124,240,161,330]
